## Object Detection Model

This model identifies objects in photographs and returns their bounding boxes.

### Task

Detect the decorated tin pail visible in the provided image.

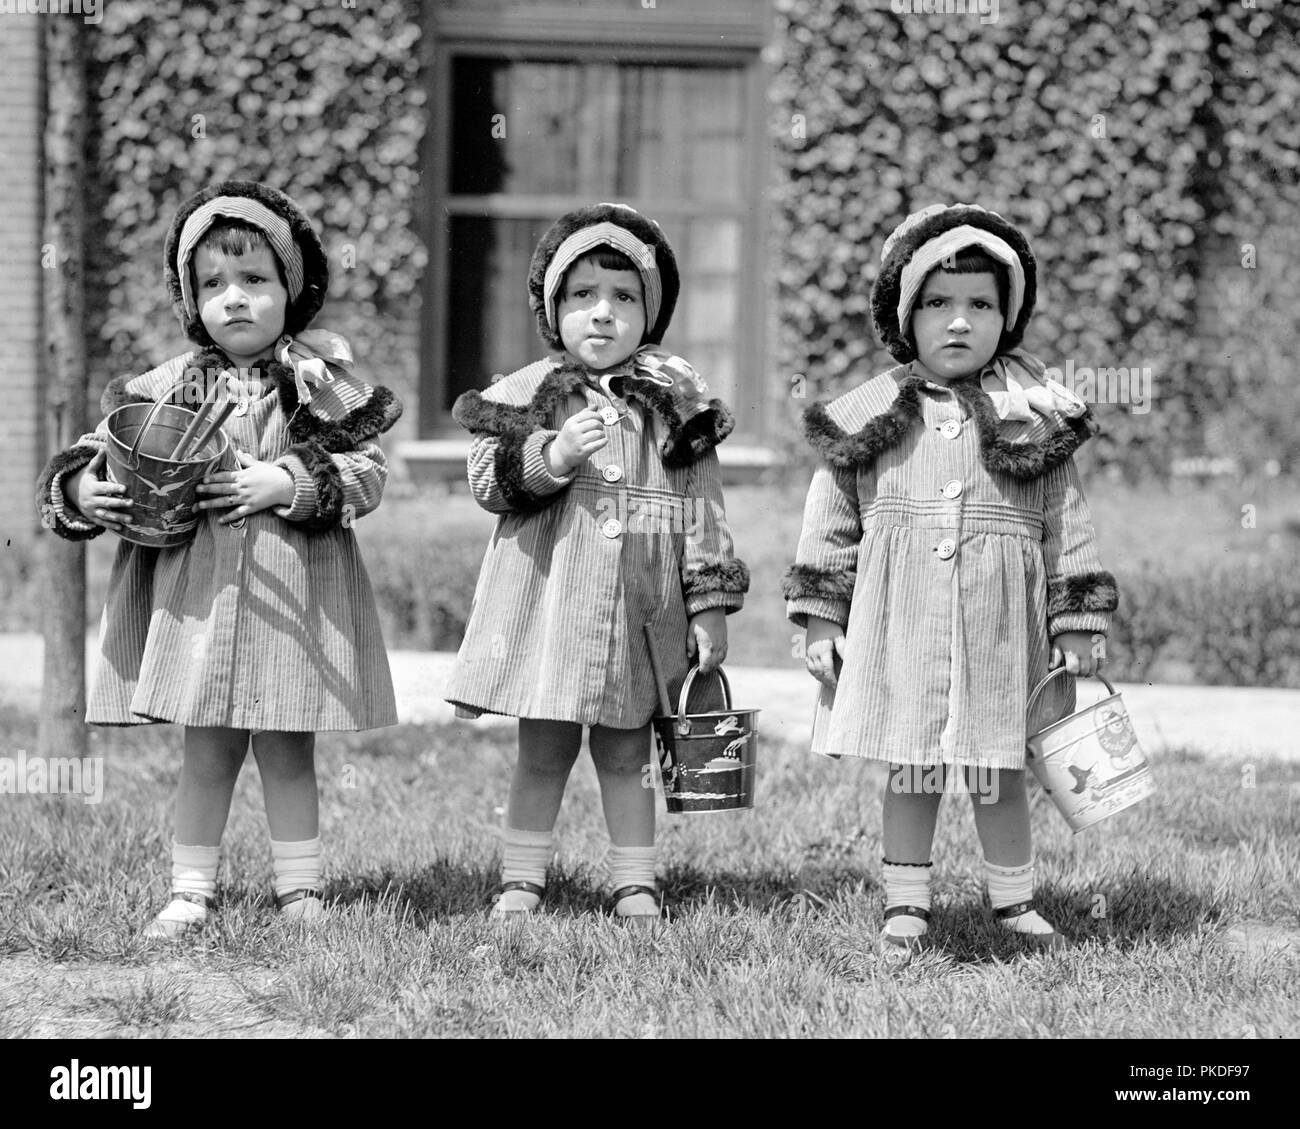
[103,387,230,549]
[652,665,759,814]
[1025,669,1156,833]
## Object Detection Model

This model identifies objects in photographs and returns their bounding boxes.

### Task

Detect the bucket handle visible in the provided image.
[123,377,205,469]
[1025,667,1118,748]
[674,664,732,737]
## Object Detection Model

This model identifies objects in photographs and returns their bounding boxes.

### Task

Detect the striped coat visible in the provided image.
[783,365,1118,769]
[36,347,400,732]
[444,352,749,729]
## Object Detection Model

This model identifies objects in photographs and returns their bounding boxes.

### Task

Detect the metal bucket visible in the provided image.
[1025,669,1156,833]
[652,665,759,814]
[103,387,230,549]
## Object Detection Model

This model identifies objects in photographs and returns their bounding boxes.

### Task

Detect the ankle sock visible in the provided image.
[881,859,932,938]
[270,837,323,901]
[159,841,219,924]
[985,860,1056,934]
[499,827,554,911]
[607,845,658,916]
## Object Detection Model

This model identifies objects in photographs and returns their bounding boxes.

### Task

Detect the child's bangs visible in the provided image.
[576,247,639,276]
[938,247,1008,309]
[195,220,286,281]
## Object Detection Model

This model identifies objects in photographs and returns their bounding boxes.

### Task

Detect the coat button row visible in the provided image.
[939,419,962,439]
[602,464,623,483]
[935,538,956,560]
[941,479,963,499]
[601,519,622,539]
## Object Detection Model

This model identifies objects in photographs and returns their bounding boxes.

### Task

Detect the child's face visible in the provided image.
[194,243,288,367]
[910,270,1003,384]
[557,257,646,371]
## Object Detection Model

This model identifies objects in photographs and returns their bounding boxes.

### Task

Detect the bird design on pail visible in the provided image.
[713,715,743,736]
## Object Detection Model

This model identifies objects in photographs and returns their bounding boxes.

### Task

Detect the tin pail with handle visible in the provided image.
[102,381,231,549]
[1025,669,1156,833]
[652,665,759,814]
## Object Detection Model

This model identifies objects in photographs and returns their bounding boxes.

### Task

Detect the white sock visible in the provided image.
[608,845,658,916]
[985,860,1055,934]
[499,827,554,911]
[881,860,932,938]
[270,837,322,900]
[160,841,219,924]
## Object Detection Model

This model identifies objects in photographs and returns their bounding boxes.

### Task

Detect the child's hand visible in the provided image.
[1050,631,1103,677]
[804,615,846,688]
[196,451,295,525]
[546,407,608,474]
[69,449,134,533]
[687,608,728,673]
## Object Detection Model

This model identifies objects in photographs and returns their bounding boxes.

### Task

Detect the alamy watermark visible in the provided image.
[0,0,103,25]
[1044,358,1153,415]
[890,763,1001,805]
[891,0,999,26]
[1,749,104,804]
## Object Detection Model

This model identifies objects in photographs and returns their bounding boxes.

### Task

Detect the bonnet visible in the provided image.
[164,181,359,409]
[527,203,681,353]
[871,203,1084,423]
[870,202,1037,365]
[165,180,329,347]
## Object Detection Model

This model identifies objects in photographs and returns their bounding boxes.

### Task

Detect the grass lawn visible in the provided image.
[2,702,1297,1040]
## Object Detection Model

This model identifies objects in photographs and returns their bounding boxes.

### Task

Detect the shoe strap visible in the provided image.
[275,888,324,910]
[172,890,213,909]
[611,884,659,904]
[883,904,931,922]
[993,900,1035,919]
[499,880,545,898]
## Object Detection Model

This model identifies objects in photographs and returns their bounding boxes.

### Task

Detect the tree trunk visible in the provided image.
[38,19,90,761]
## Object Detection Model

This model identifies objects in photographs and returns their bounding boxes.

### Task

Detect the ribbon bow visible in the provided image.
[982,349,1087,423]
[276,330,355,406]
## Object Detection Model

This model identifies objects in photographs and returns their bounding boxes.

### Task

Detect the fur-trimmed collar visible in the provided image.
[453,355,734,467]
[101,348,401,450]
[804,367,1095,480]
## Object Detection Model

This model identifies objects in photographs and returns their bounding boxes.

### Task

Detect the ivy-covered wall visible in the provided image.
[84,0,426,429]
[769,0,1300,479]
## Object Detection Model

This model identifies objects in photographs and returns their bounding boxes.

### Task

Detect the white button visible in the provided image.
[601,519,622,539]
[936,538,956,560]
[940,419,961,439]
[602,464,623,483]
[599,407,621,426]
[942,479,963,499]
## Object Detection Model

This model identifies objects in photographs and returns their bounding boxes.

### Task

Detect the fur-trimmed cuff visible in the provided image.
[520,430,576,497]
[781,563,856,603]
[279,441,345,530]
[683,559,750,615]
[1048,570,1119,619]
[36,444,105,541]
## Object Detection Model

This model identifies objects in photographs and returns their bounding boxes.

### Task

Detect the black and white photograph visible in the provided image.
[0,0,1295,1083]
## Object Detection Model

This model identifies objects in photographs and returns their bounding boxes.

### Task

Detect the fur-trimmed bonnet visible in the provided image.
[527,203,680,352]
[165,180,329,348]
[870,203,1038,364]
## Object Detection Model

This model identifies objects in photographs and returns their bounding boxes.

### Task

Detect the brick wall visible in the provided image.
[0,16,43,547]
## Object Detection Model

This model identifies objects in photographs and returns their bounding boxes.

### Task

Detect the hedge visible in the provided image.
[770,0,1300,479]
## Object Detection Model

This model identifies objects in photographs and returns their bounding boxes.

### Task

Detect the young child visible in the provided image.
[36,181,401,938]
[783,203,1118,953]
[445,203,749,920]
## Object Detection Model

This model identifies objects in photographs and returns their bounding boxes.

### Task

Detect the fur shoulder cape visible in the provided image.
[804,364,1095,480]
[452,352,735,469]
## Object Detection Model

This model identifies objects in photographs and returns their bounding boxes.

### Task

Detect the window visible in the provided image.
[422,30,768,444]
